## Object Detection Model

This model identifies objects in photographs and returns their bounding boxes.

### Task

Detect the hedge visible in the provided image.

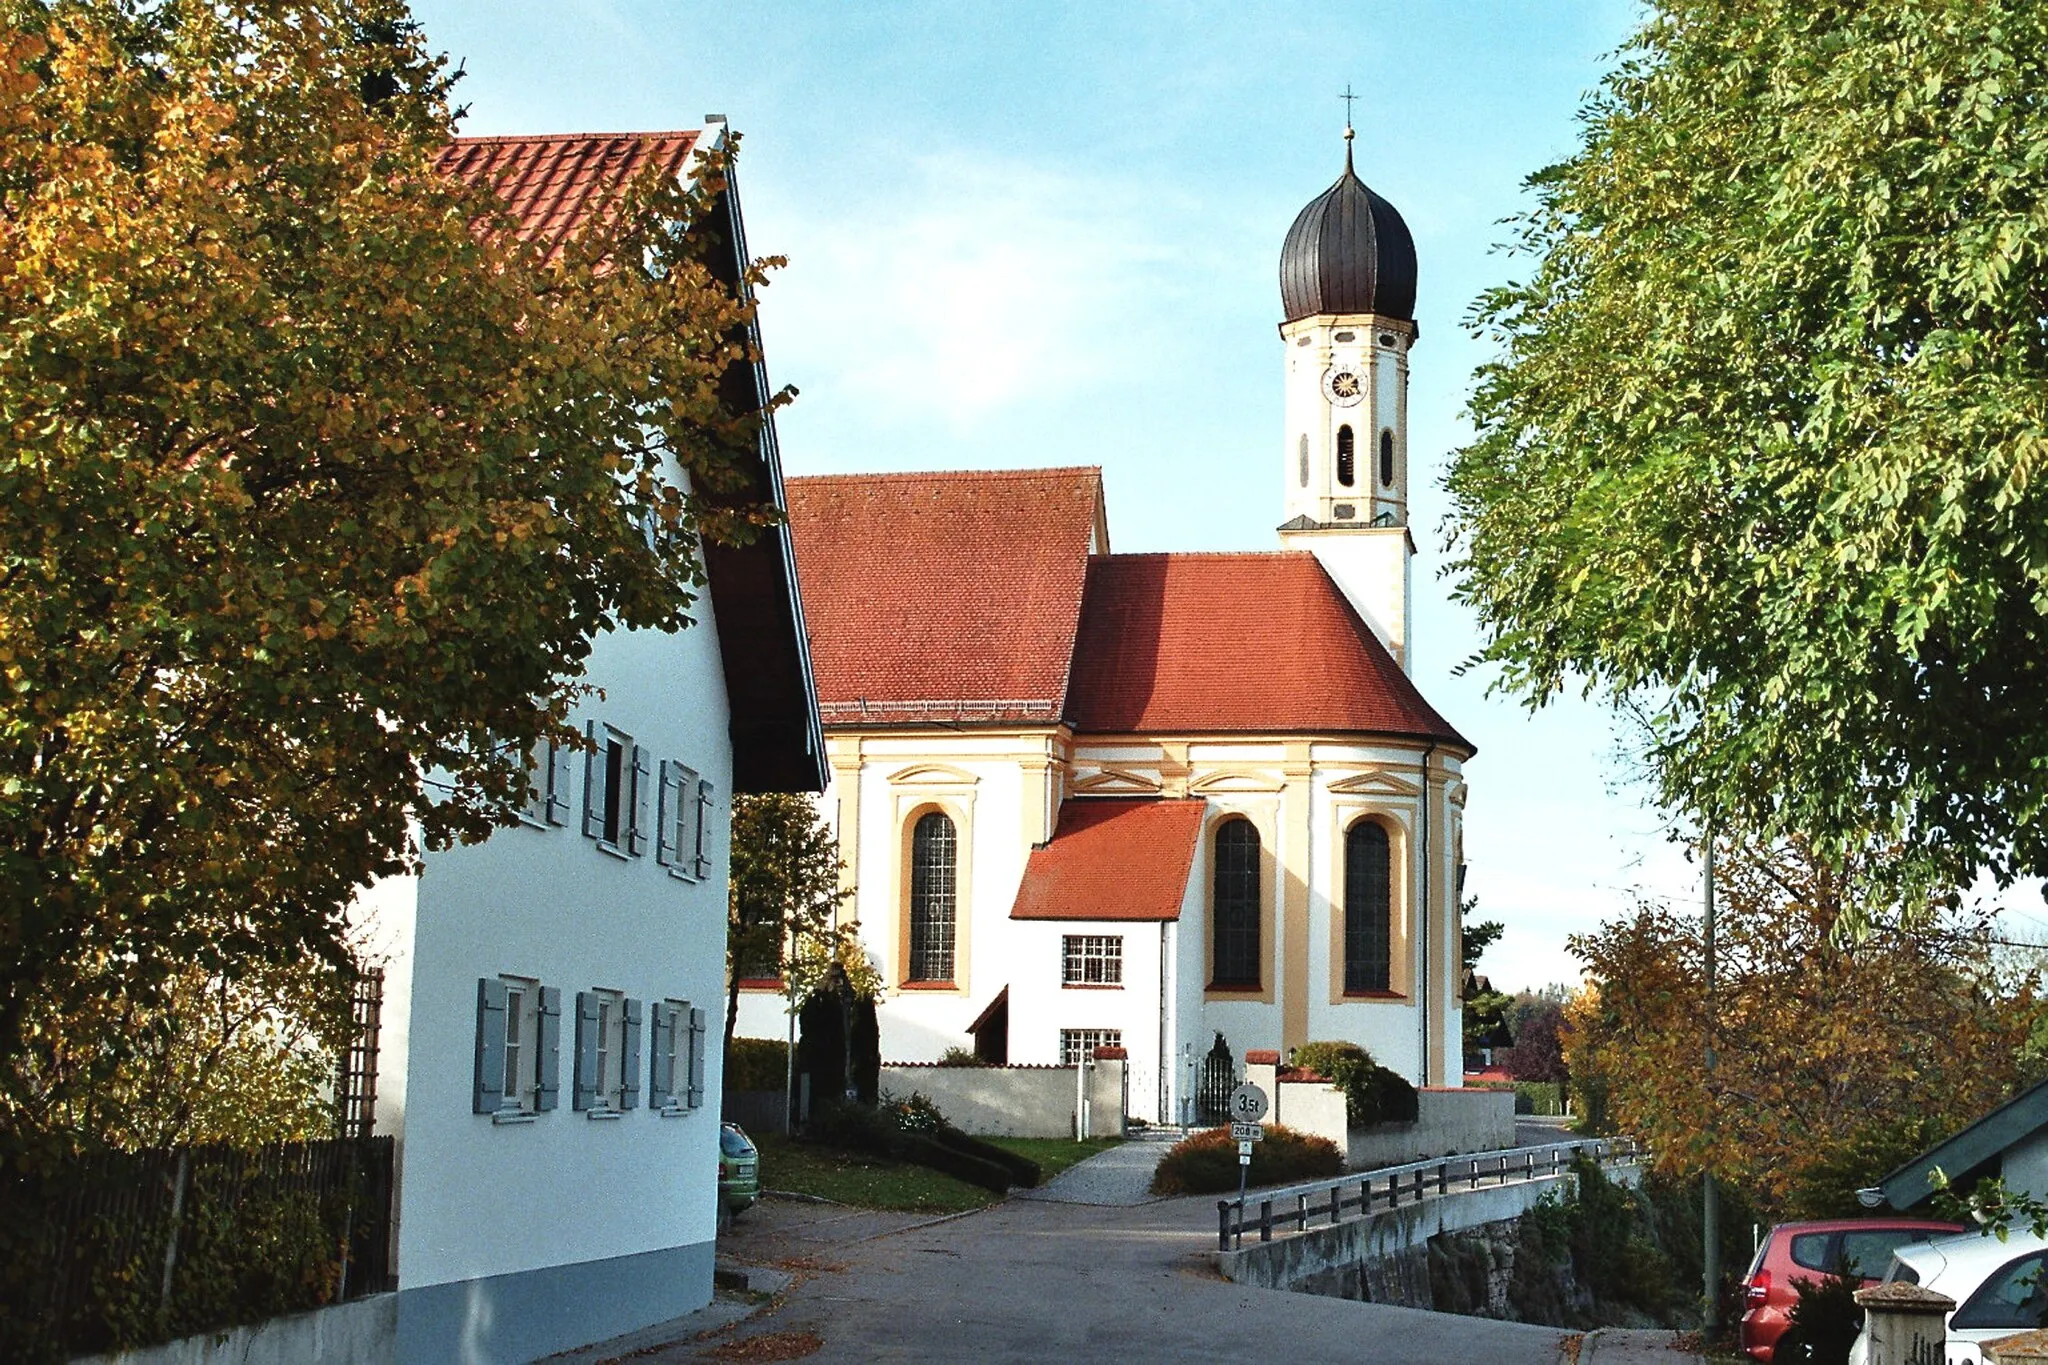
[1149,1125,1343,1196]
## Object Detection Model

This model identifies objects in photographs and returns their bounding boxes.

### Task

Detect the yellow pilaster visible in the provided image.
[1280,740,1314,1054]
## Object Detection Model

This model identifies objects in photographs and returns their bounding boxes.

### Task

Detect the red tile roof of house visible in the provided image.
[434,131,703,260]
[785,469,1105,725]
[1010,798,1207,922]
[1064,552,1471,748]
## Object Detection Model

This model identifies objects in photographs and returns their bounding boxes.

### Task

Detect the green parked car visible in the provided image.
[718,1122,759,1228]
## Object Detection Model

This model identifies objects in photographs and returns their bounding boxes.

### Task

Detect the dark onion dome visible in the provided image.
[1279,133,1417,324]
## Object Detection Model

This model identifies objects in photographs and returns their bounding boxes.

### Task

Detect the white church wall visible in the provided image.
[1005,917,1169,1123]
[848,742,1035,1063]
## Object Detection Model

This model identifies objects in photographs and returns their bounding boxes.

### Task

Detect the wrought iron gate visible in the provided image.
[1194,1032,1236,1125]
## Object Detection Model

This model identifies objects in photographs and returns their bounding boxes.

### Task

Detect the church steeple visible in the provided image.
[1276,127,1419,672]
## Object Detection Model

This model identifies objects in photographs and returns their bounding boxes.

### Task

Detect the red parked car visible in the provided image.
[1741,1217,1965,1362]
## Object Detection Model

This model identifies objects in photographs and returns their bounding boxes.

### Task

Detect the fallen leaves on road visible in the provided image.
[700,1330,824,1361]
[1560,1334,1584,1363]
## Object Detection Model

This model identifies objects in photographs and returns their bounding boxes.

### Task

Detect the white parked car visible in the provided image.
[1847,1227,2048,1365]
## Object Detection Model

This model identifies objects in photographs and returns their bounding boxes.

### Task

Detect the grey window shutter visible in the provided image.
[648,1002,674,1108]
[536,986,562,1111]
[581,720,603,839]
[547,741,573,826]
[621,997,644,1109]
[628,744,652,856]
[694,781,714,879]
[473,978,507,1114]
[686,1006,707,1109]
[655,760,677,867]
[572,990,600,1110]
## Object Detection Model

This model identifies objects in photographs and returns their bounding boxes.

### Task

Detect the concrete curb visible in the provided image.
[1576,1327,1704,1364]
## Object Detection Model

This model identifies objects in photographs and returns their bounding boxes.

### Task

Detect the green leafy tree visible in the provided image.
[1460,902,1513,1066]
[1444,0,2048,904]
[0,0,783,1153]
[725,793,855,1063]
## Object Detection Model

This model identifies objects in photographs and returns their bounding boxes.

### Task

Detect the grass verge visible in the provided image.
[752,1133,1122,1212]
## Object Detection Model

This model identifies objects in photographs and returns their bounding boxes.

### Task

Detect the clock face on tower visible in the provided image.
[1323,368,1364,406]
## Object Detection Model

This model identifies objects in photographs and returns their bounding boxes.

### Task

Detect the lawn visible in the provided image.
[752,1133,1121,1213]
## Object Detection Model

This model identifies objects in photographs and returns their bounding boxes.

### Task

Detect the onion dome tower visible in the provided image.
[1276,127,1420,672]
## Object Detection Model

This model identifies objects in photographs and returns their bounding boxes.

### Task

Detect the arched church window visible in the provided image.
[1379,429,1395,487]
[908,811,957,982]
[1336,426,1355,487]
[1344,820,1393,993]
[1212,818,1261,987]
[1298,434,1309,487]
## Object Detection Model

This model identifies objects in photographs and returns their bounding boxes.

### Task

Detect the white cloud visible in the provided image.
[754,149,1197,434]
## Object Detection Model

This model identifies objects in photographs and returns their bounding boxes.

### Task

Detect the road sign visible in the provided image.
[1228,1083,1269,1124]
[1229,1121,1264,1143]
[1237,1141,1253,1164]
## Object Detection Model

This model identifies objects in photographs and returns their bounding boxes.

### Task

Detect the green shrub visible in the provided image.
[1785,1273,1861,1365]
[1288,1041,1418,1127]
[1149,1124,1343,1196]
[937,1046,990,1067]
[724,1036,789,1092]
[885,1090,945,1134]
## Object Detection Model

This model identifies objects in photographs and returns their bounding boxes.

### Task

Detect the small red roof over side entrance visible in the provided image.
[1064,552,1471,749]
[1010,798,1208,922]
[786,469,1104,726]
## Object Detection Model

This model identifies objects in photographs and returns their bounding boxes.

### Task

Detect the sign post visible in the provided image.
[1227,1083,1269,1246]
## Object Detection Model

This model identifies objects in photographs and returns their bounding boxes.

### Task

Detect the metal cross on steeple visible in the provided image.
[1340,83,1359,130]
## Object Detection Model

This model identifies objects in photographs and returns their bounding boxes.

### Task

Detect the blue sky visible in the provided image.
[410,0,1710,991]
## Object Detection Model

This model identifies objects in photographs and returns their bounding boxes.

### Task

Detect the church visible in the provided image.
[735,132,1475,1125]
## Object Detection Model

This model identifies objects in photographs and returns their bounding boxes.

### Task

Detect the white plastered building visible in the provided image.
[352,128,824,1365]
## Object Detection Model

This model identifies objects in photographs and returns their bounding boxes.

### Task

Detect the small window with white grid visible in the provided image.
[1061,935,1123,987]
[1059,1028,1122,1066]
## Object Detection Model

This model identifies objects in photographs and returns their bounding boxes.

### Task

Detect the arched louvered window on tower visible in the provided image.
[1344,821,1393,993]
[908,811,957,982]
[1211,818,1262,988]
[1336,425,1356,487]
[1379,429,1395,487]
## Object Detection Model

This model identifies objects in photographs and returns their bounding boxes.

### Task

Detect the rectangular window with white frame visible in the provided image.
[650,998,706,1113]
[583,722,651,857]
[658,761,700,879]
[473,975,559,1119]
[1061,935,1123,987]
[1059,1028,1122,1066]
[574,987,642,1115]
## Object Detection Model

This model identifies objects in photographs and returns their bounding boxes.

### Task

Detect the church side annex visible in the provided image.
[735,131,1474,1123]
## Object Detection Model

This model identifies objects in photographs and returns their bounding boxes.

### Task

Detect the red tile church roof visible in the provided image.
[784,469,1104,725]
[434,132,703,261]
[1010,799,1207,922]
[1064,553,1471,748]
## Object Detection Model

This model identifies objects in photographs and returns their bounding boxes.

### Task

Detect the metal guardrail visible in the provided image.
[1216,1136,1644,1251]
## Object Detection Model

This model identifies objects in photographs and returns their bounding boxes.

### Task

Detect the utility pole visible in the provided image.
[1702,831,1720,1335]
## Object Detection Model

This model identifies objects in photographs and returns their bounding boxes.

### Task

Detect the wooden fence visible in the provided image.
[0,1135,394,1364]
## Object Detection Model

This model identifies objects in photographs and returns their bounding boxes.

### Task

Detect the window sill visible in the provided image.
[491,1110,537,1126]
[594,841,632,861]
[666,865,703,884]
[585,1108,623,1121]
[898,981,959,992]
[1205,982,1263,994]
[1343,990,1407,1001]
[1061,982,1123,991]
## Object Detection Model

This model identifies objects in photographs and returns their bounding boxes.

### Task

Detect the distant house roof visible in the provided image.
[1009,798,1207,922]
[1880,1076,2048,1210]
[434,131,702,263]
[785,469,1107,726]
[440,128,824,793]
[1064,552,1471,747]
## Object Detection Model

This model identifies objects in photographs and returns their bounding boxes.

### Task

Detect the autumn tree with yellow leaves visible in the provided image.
[1565,837,2045,1218]
[0,0,784,1153]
